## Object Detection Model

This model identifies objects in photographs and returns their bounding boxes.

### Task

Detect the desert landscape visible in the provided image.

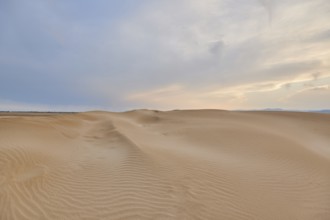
[2,0,330,219]
[0,110,329,219]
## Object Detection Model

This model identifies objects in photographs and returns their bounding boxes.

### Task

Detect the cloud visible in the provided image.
[125,83,243,110]
[283,84,330,109]
[312,72,322,80]
[127,73,330,110]
[208,40,225,56]
[0,99,102,112]
[307,29,330,43]
[1,0,330,111]
[257,0,274,24]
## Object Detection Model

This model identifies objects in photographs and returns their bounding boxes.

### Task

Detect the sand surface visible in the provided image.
[0,110,330,219]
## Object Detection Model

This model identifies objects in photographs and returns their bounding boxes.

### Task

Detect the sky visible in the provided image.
[0,0,330,111]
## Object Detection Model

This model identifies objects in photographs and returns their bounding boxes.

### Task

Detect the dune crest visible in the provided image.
[0,110,330,219]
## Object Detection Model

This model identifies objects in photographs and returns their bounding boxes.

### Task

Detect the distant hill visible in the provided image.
[310,110,330,114]
[243,108,330,114]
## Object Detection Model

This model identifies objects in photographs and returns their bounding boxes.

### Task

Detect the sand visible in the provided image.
[0,110,329,219]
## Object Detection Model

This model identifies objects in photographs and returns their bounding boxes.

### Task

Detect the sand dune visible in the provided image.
[0,110,330,219]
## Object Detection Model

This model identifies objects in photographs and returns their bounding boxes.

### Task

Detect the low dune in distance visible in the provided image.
[0,110,329,219]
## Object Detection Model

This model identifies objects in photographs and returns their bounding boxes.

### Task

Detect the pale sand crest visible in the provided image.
[0,110,329,219]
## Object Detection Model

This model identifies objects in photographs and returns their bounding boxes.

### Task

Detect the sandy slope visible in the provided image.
[0,110,329,219]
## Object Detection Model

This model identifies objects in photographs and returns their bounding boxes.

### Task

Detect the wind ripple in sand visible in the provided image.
[0,110,330,219]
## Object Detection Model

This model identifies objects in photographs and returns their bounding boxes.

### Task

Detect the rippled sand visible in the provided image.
[0,110,329,219]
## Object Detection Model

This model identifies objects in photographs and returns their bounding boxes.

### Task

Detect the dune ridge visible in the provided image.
[0,110,330,219]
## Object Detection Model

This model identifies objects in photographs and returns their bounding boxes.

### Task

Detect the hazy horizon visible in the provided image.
[1,0,329,111]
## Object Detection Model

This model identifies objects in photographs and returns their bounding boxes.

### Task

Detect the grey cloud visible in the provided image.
[262,61,322,78]
[257,0,274,24]
[307,29,330,43]
[209,40,225,56]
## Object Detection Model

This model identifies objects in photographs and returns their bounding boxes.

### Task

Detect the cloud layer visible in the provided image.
[1,0,329,111]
